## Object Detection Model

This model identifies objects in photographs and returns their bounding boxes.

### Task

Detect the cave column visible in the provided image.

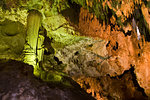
[23,10,42,75]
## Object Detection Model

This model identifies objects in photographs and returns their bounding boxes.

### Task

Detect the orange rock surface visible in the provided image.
[135,42,150,97]
[77,7,150,98]
[79,8,136,75]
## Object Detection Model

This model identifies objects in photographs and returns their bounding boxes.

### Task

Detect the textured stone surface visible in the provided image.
[0,19,26,59]
[0,0,150,99]
[77,6,150,99]
[0,60,95,100]
[78,8,135,76]
[55,39,115,77]
[73,69,148,100]
[135,43,150,97]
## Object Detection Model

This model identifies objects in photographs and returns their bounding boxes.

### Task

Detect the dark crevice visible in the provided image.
[44,49,51,55]
[110,66,148,98]
[111,69,130,79]
[123,13,133,27]
[61,0,81,25]
[0,0,6,10]
[125,30,132,36]
[74,51,79,55]
[130,66,148,97]
[110,23,115,31]
[106,7,113,25]
[143,0,148,6]
[138,53,140,57]
[39,26,55,55]
[106,41,110,47]
[113,42,118,51]
[54,56,62,65]
[138,43,141,49]
[88,44,93,47]
[85,83,90,89]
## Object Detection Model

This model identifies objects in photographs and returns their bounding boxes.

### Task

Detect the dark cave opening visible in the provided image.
[129,66,148,97]
[61,0,81,25]
[116,66,148,98]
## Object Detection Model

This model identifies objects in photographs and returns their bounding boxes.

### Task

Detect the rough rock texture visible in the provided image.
[0,0,150,99]
[78,7,136,76]
[141,3,150,33]
[73,68,148,100]
[0,19,26,60]
[0,60,95,100]
[75,5,150,99]
[57,1,150,98]
[55,39,115,77]
[135,43,150,97]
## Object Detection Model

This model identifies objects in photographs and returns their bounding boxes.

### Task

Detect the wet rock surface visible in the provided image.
[0,60,95,100]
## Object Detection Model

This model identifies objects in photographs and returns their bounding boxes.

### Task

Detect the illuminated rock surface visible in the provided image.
[0,0,150,99]
[0,19,26,60]
[135,43,150,97]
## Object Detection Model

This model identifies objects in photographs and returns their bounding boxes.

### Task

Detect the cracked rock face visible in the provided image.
[0,60,95,100]
[55,39,116,77]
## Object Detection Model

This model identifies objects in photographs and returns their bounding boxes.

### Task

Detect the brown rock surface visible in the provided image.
[135,43,150,97]
[73,69,148,100]
[78,8,136,75]
[77,6,150,99]
[141,4,150,33]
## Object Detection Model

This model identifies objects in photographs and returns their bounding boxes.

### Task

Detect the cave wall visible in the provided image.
[0,0,150,100]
